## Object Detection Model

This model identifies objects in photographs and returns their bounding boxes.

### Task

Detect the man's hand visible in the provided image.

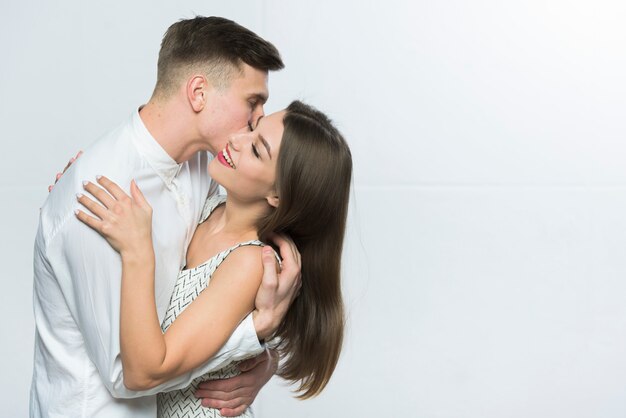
[253,233,302,341]
[48,150,83,192]
[195,348,279,416]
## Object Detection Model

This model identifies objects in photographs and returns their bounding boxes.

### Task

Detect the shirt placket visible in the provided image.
[169,168,193,270]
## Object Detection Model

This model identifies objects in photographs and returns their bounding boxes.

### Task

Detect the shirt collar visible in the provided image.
[129,108,182,186]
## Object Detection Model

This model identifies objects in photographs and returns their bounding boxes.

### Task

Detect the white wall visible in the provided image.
[2,1,626,417]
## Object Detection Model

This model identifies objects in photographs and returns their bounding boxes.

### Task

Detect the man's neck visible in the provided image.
[139,100,210,163]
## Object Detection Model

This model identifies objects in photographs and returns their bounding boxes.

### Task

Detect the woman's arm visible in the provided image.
[119,245,263,390]
[76,176,264,390]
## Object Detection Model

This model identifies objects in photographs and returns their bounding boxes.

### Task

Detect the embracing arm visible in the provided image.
[76,178,266,390]
[119,245,263,390]
[76,176,301,414]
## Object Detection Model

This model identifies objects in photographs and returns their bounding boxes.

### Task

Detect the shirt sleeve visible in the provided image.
[45,212,264,399]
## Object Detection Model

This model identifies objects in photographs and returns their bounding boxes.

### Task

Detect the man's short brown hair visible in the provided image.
[154,16,284,98]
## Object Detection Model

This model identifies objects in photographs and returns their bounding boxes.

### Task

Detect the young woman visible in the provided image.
[75,101,352,417]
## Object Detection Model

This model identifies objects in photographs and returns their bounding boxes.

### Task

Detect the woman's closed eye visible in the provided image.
[252,143,261,159]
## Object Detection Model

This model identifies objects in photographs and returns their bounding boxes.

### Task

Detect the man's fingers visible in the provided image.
[82,181,116,208]
[268,232,297,261]
[196,352,275,414]
[76,193,108,220]
[220,405,248,417]
[196,386,247,402]
[238,353,266,373]
[275,239,302,294]
[96,175,129,202]
[262,233,302,305]
[197,378,241,393]
[196,389,229,401]
[198,392,251,416]
[199,397,249,416]
[260,246,279,288]
[269,233,302,274]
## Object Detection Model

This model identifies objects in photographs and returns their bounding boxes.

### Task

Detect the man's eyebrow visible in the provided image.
[251,93,268,103]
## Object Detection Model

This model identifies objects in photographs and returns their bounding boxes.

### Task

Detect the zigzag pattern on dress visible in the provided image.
[156,194,261,418]
[157,362,246,418]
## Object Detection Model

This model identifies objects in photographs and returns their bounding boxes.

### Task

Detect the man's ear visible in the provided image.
[266,194,279,208]
[187,75,208,112]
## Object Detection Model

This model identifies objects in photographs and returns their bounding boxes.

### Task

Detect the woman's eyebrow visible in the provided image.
[258,134,272,159]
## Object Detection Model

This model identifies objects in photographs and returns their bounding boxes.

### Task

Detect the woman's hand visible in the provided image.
[49,150,82,192]
[75,176,153,258]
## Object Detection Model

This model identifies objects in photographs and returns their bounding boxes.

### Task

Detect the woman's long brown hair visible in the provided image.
[257,101,352,398]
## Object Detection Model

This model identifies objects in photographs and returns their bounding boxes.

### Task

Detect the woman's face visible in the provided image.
[208,110,286,207]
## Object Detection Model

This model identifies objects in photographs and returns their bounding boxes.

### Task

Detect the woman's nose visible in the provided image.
[229,133,251,151]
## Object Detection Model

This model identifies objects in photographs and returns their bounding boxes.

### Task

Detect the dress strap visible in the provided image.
[199,194,227,224]
[219,240,282,268]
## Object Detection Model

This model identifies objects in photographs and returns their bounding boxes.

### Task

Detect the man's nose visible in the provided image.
[251,106,265,129]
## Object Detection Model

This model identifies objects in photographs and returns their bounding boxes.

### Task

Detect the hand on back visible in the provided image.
[48,150,82,192]
[75,176,153,257]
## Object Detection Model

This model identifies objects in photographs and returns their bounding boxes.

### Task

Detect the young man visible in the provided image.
[31,16,299,418]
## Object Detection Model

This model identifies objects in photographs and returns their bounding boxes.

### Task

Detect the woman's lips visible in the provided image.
[217,144,235,169]
[217,150,232,168]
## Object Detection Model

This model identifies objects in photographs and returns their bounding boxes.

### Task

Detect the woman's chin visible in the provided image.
[207,160,220,180]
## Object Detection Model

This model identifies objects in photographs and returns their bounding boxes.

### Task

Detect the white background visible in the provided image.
[2,1,626,417]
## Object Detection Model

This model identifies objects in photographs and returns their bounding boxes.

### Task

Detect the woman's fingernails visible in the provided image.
[82,181,89,187]
[96,175,102,180]
[76,193,83,199]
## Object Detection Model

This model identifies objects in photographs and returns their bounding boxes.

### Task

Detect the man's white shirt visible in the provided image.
[30,110,263,418]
